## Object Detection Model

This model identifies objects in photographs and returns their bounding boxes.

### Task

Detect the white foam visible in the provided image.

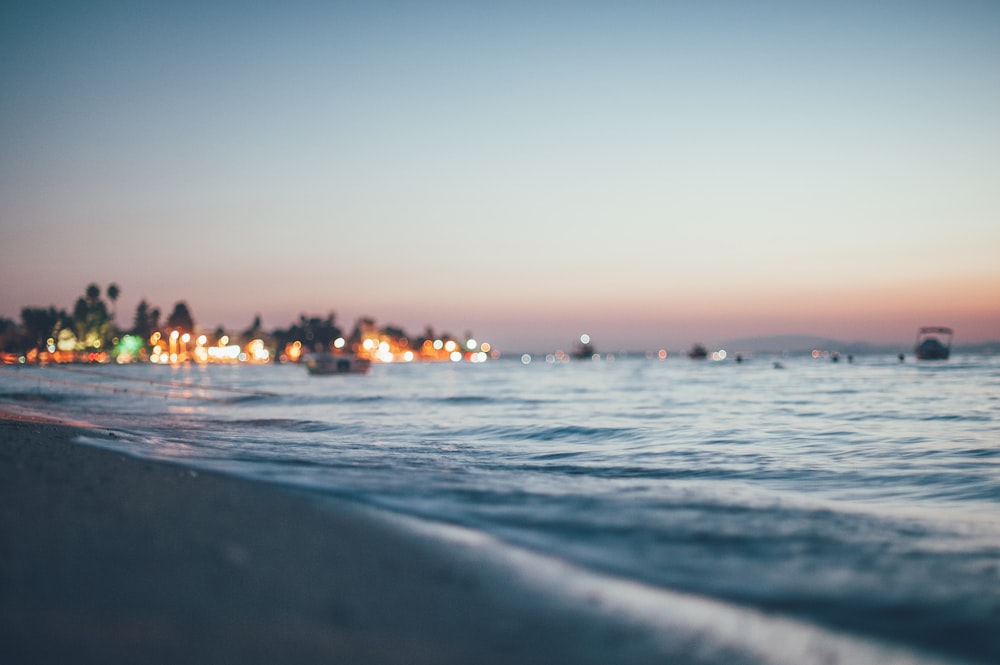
[378,509,975,665]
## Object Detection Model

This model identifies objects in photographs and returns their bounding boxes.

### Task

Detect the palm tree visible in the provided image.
[106,283,120,324]
[72,293,111,351]
[85,283,101,305]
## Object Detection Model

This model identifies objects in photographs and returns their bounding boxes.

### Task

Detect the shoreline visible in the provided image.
[0,408,977,665]
[0,410,671,665]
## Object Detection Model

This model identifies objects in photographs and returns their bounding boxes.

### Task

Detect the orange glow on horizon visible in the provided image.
[472,271,999,346]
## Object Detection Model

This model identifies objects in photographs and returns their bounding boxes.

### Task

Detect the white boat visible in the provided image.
[303,352,371,375]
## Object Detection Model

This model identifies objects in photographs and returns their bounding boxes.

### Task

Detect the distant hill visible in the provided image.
[721,334,999,355]
[720,334,901,354]
[956,341,1000,355]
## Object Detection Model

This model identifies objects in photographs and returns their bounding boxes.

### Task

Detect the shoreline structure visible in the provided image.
[0,407,970,665]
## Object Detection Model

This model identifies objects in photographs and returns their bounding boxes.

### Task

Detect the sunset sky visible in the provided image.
[2,1,998,352]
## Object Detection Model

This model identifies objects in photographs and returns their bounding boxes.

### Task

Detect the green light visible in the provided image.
[114,334,145,358]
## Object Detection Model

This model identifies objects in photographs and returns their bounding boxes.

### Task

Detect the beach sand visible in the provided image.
[0,411,668,665]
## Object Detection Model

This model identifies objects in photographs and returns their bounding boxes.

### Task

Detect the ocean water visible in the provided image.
[2,355,998,664]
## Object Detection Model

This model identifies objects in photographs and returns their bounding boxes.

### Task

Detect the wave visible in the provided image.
[918,413,993,422]
[218,393,273,404]
[428,394,497,404]
[201,417,344,433]
[265,393,388,407]
[1,391,70,404]
[381,509,974,665]
[449,423,647,443]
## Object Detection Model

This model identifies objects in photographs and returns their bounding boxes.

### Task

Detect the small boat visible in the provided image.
[303,352,371,375]
[572,334,596,360]
[687,344,708,360]
[914,326,953,361]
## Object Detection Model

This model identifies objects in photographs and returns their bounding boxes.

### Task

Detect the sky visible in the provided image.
[2,1,998,352]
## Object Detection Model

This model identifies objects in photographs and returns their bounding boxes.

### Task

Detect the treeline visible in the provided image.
[0,283,465,361]
[0,283,195,357]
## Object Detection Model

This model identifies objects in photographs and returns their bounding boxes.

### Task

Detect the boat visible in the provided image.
[572,334,596,360]
[914,326,953,361]
[687,344,708,360]
[303,352,371,375]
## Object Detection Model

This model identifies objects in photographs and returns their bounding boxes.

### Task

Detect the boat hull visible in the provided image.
[914,326,953,361]
[915,339,950,361]
[303,354,371,375]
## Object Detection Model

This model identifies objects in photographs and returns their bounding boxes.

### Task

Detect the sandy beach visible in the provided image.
[0,410,672,665]
[3,403,984,665]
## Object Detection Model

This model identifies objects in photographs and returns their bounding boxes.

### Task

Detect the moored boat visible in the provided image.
[303,352,371,375]
[687,344,708,360]
[572,334,596,360]
[914,326,952,361]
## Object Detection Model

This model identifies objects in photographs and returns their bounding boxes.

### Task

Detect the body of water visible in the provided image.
[2,354,998,664]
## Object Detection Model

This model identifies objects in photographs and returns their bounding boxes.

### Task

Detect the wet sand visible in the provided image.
[0,411,666,665]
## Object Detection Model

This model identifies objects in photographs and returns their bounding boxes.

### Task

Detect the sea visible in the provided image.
[2,354,998,664]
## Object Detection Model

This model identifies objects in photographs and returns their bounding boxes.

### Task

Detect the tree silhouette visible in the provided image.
[417,326,436,347]
[166,301,194,334]
[73,297,90,325]
[381,324,407,341]
[72,287,112,350]
[242,314,263,340]
[349,317,376,348]
[273,313,341,353]
[20,306,66,351]
[131,299,154,339]
[0,317,18,353]
[106,283,120,323]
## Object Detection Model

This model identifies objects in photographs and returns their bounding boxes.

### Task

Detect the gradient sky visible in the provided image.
[2,1,998,352]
